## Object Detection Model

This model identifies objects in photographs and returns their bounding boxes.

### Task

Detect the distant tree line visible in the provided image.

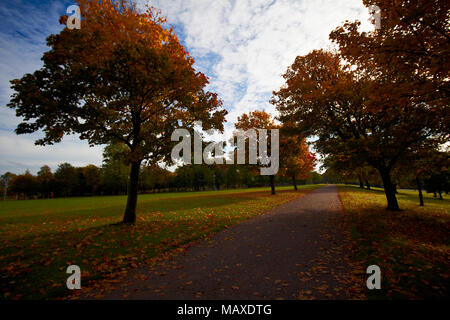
[0,163,322,200]
[0,141,321,200]
[322,149,450,204]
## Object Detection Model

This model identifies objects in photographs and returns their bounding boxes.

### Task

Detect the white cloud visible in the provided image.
[0,131,103,174]
[0,1,105,174]
[0,0,374,173]
[0,0,65,130]
[147,0,372,125]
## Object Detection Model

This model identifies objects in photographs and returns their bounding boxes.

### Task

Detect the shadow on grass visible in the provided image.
[340,186,450,299]
[1,212,257,299]
[1,189,300,226]
[341,184,449,206]
[1,188,311,299]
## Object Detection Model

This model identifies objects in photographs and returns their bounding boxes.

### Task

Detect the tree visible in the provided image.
[54,163,78,197]
[37,165,55,198]
[279,127,316,190]
[330,0,449,120]
[82,165,102,195]
[174,164,214,191]
[146,164,172,192]
[226,165,244,189]
[8,0,226,223]
[174,165,195,190]
[1,172,15,200]
[392,145,447,206]
[424,168,450,200]
[272,48,446,211]
[305,171,323,185]
[9,170,38,199]
[325,0,449,208]
[193,165,214,191]
[139,165,156,192]
[212,166,225,190]
[235,110,279,195]
[322,153,364,187]
[102,143,130,195]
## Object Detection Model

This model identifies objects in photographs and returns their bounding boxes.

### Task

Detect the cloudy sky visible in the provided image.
[0,0,372,174]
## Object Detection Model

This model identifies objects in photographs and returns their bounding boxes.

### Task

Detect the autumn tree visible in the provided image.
[9,170,38,199]
[273,0,449,210]
[326,0,448,207]
[279,127,316,190]
[272,49,445,210]
[330,0,449,123]
[235,110,279,195]
[7,0,226,223]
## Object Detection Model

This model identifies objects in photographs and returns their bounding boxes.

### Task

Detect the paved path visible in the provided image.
[100,185,363,300]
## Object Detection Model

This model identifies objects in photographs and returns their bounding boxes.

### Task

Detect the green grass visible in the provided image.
[338,185,450,299]
[0,185,320,300]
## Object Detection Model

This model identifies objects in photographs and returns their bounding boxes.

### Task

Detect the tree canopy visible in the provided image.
[7,0,226,223]
[272,0,449,210]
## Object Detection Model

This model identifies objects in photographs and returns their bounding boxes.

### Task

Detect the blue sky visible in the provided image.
[0,0,372,174]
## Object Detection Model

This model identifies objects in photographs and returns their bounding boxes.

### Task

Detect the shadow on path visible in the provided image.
[96,185,365,300]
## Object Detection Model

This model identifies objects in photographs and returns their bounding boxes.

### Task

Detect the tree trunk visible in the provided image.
[269,175,276,195]
[438,191,443,200]
[122,160,141,224]
[365,179,371,190]
[358,174,364,189]
[416,177,424,206]
[292,174,297,191]
[378,167,400,211]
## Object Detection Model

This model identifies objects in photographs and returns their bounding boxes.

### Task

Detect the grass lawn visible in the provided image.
[0,185,320,300]
[338,185,450,299]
